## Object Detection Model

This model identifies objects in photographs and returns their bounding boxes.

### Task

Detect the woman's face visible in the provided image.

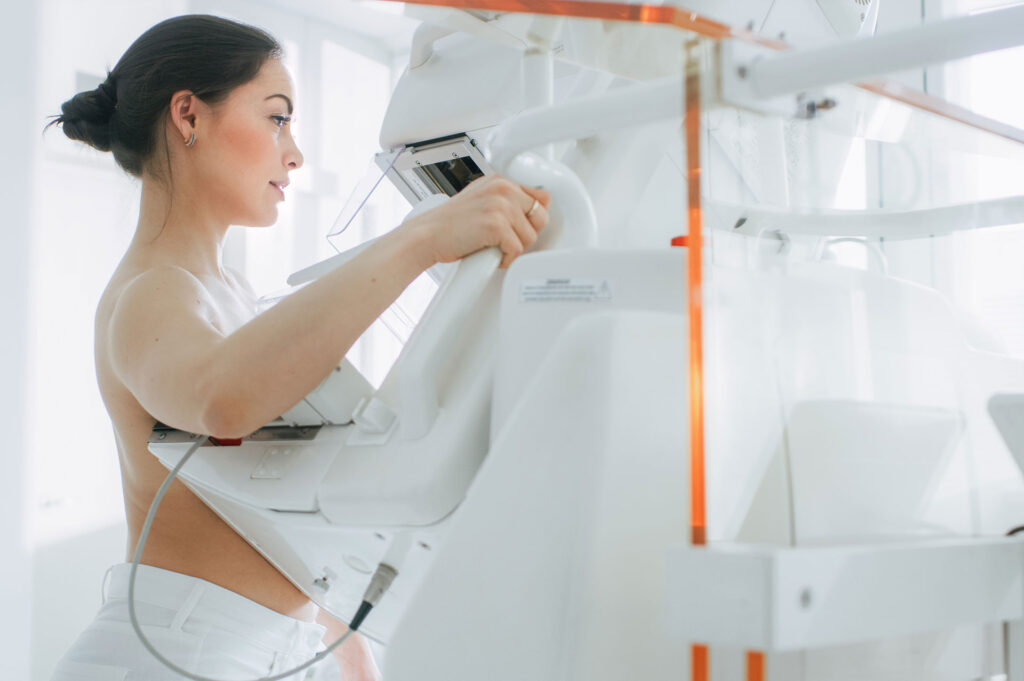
[192,58,304,227]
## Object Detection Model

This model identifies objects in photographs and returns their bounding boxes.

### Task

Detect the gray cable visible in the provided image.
[128,436,355,681]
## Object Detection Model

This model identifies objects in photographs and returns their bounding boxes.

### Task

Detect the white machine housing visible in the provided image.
[147,4,1024,680]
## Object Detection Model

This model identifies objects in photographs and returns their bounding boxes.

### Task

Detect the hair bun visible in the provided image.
[55,79,118,151]
[47,15,282,177]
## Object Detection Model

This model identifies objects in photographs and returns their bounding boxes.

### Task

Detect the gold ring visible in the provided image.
[526,199,540,218]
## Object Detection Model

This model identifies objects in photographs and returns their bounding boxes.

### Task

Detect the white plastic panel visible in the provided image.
[667,538,1024,651]
[387,311,690,681]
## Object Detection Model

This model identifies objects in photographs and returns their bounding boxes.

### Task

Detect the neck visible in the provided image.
[132,173,230,280]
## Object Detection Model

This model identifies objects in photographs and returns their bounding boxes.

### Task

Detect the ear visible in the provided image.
[168,90,205,144]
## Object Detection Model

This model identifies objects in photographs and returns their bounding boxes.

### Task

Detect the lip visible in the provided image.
[269,180,288,199]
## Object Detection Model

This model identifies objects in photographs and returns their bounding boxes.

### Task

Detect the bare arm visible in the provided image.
[109,221,428,438]
[108,176,551,438]
[316,610,380,681]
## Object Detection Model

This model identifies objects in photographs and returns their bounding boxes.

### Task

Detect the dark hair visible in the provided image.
[48,14,281,177]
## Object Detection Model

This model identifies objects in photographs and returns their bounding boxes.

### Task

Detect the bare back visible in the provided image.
[95,253,317,620]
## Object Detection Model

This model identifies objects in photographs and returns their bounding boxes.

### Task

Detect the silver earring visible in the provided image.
[186,132,196,147]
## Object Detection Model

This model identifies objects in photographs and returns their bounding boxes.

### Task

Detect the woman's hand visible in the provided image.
[402,175,552,270]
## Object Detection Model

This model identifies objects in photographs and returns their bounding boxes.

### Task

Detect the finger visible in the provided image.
[464,173,491,190]
[508,202,540,253]
[520,184,552,209]
[524,200,549,232]
[493,179,548,215]
[497,225,526,269]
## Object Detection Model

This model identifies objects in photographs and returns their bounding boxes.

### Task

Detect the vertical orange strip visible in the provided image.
[683,39,708,681]
[747,651,765,681]
[683,40,705,551]
[693,644,709,680]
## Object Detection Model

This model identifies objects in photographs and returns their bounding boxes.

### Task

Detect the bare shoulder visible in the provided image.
[119,264,215,305]
[106,265,219,329]
[100,263,233,435]
[103,264,226,379]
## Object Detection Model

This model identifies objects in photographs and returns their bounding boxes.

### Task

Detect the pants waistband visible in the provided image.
[103,563,326,656]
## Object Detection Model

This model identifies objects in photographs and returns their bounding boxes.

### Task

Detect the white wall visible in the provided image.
[27,3,189,676]
[31,524,127,681]
[2,1,38,678]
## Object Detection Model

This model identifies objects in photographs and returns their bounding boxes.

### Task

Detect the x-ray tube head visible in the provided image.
[379,134,493,205]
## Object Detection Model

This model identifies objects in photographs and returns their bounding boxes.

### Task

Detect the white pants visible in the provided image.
[50,563,340,681]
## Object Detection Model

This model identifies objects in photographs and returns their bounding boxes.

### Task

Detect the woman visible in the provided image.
[47,14,549,680]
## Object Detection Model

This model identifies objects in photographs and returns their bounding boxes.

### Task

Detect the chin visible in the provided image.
[240,208,279,227]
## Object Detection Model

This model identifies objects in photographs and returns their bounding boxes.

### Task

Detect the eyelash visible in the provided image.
[270,115,292,128]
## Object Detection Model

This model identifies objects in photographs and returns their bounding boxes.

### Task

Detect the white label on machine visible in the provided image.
[520,278,613,303]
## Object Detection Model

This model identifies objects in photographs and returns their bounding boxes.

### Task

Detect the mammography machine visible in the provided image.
[147,0,1024,678]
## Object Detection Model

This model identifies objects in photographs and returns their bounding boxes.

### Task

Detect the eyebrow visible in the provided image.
[265,94,293,114]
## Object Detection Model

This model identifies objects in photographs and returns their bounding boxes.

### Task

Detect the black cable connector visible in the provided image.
[349,600,374,632]
[349,562,399,631]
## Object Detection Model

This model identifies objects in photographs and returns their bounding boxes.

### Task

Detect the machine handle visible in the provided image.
[398,246,501,440]
[394,152,596,440]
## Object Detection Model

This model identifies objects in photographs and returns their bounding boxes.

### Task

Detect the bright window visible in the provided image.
[945,1,1024,356]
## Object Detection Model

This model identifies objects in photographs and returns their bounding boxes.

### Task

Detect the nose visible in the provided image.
[285,136,304,171]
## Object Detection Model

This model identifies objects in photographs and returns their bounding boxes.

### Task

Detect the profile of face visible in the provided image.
[175,58,304,227]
